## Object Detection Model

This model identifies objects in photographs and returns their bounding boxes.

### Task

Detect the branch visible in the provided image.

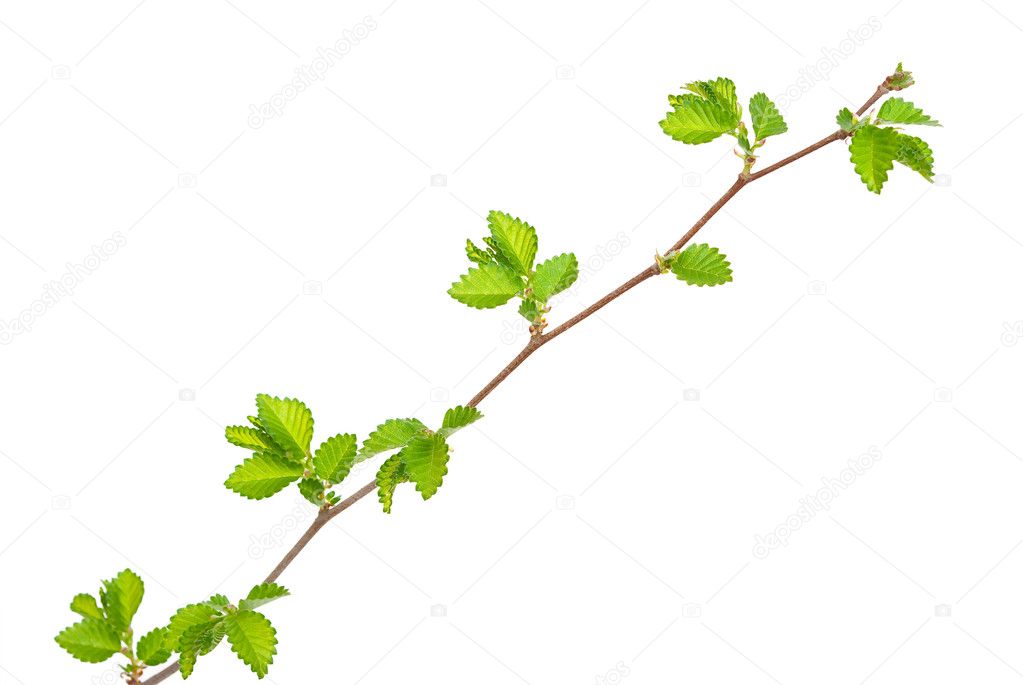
[140,75,889,685]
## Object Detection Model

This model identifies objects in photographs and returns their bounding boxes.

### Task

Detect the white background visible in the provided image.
[1,1,1021,683]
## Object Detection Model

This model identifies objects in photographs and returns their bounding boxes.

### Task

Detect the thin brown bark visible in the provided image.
[140,77,890,684]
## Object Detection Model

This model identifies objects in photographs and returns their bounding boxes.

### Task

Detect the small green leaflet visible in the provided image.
[298,477,325,506]
[895,133,935,181]
[438,405,483,438]
[885,63,914,91]
[487,210,538,275]
[255,394,314,461]
[313,433,357,483]
[660,94,739,144]
[167,603,221,649]
[101,568,144,633]
[224,611,278,679]
[376,453,409,514]
[518,298,542,323]
[205,594,230,610]
[136,626,172,666]
[239,583,290,612]
[670,244,733,287]
[836,107,856,132]
[849,124,900,193]
[70,593,104,620]
[749,93,787,141]
[465,239,492,265]
[179,619,227,678]
[529,253,578,302]
[448,263,524,309]
[55,618,122,663]
[225,453,304,500]
[877,97,939,126]
[225,425,281,455]
[685,77,741,119]
[360,417,428,458]
[401,434,451,500]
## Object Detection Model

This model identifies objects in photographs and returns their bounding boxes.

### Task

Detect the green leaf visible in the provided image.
[255,394,314,461]
[313,433,357,483]
[360,417,428,459]
[670,244,733,287]
[749,92,787,141]
[518,297,542,324]
[849,124,900,193]
[836,107,855,132]
[529,253,578,302]
[895,133,935,182]
[376,453,410,514]
[205,594,230,610]
[240,583,290,612]
[297,477,325,506]
[166,604,221,650]
[487,210,538,275]
[70,593,105,620]
[884,62,914,91]
[401,434,451,501]
[685,77,741,119]
[465,239,493,265]
[101,569,144,633]
[660,93,739,144]
[179,619,226,679]
[224,610,278,679]
[225,425,281,455]
[136,626,172,666]
[438,406,483,438]
[225,453,304,500]
[448,263,524,309]
[877,97,939,127]
[55,618,122,663]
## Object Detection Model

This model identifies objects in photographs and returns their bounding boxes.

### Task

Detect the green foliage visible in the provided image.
[660,93,740,144]
[895,133,935,181]
[225,425,280,454]
[448,262,524,309]
[836,107,856,132]
[239,583,290,611]
[848,124,900,193]
[255,394,314,461]
[55,618,122,663]
[529,253,578,303]
[70,593,104,620]
[137,627,172,666]
[749,93,787,141]
[669,244,733,287]
[225,453,304,500]
[100,568,144,633]
[313,433,358,484]
[884,62,914,90]
[376,454,409,514]
[877,97,939,126]
[400,434,451,500]
[298,477,326,506]
[224,610,278,679]
[438,405,483,438]
[487,210,538,275]
[360,417,428,458]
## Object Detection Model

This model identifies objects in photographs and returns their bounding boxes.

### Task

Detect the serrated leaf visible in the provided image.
[401,434,450,501]
[660,93,739,144]
[255,394,314,461]
[894,133,935,182]
[136,626,172,666]
[849,124,900,194]
[529,253,578,302]
[685,77,740,119]
[239,583,290,612]
[360,417,428,459]
[376,453,410,514]
[224,610,278,679]
[465,239,493,265]
[885,62,914,90]
[178,619,226,679]
[313,433,357,483]
[670,244,733,287]
[877,97,939,126]
[836,107,855,132]
[749,92,787,141]
[225,425,281,455]
[55,618,122,663]
[70,593,105,620]
[225,453,304,500]
[438,406,483,438]
[487,210,538,275]
[297,478,325,506]
[166,604,221,650]
[100,569,144,633]
[448,263,524,309]
[518,297,542,323]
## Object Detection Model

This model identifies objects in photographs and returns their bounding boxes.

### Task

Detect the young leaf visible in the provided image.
[255,394,314,461]
[297,478,325,506]
[448,263,524,309]
[136,626,172,666]
[849,124,900,193]
[179,619,226,679]
[660,94,739,144]
[877,97,939,126]
[438,405,483,438]
[225,425,281,455]
[101,569,144,633]
[685,77,741,119]
[749,93,787,141]
[518,297,542,324]
[224,453,303,500]
[670,244,733,287]
[529,253,579,302]
[166,604,221,650]
[205,594,230,610]
[376,453,410,514]
[401,434,451,500]
[313,433,357,483]
[239,583,290,611]
[360,417,428,458]
[224,610,278,679]
[70,593,105,620]
[487,210,538,275]
[465,239,493,265]
[895,133,935,181]
[55,618,122,663]
[884,62,914,91]
[836,107,855,132]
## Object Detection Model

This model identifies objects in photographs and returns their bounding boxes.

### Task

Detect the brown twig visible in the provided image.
[140,75,891,685]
